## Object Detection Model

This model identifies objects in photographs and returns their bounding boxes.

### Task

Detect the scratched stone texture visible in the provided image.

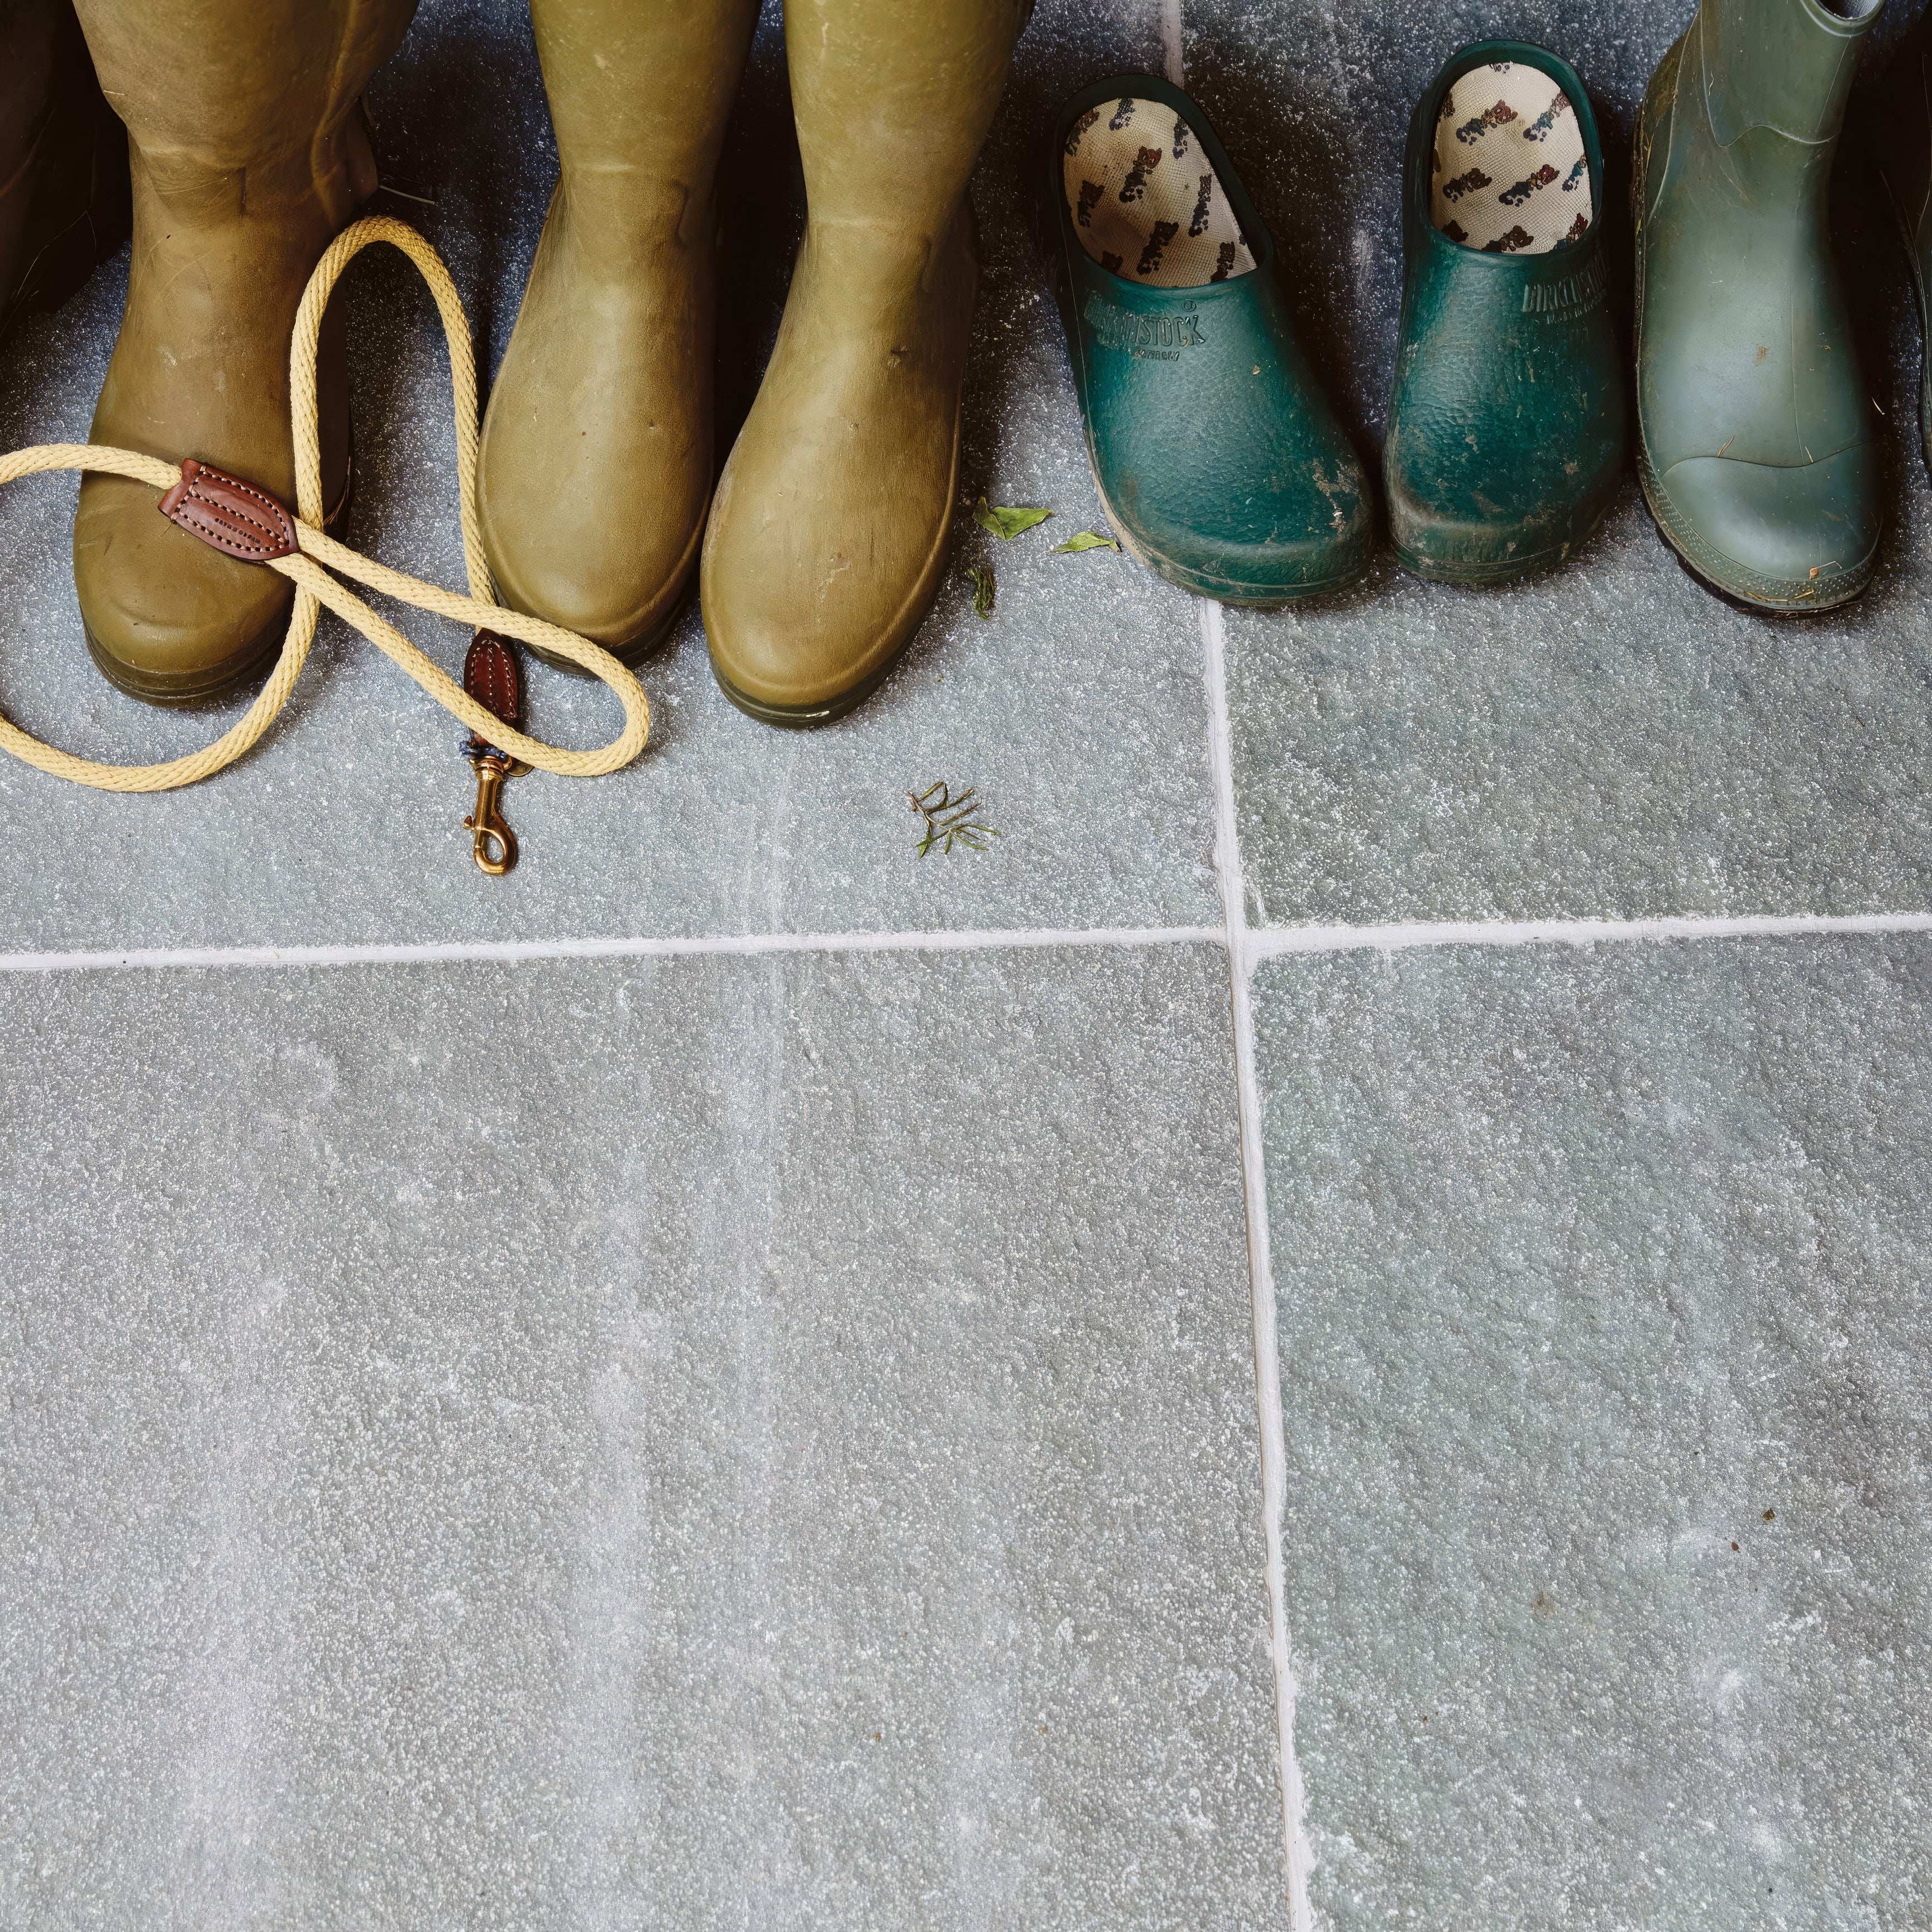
[1254,934,1932,1931]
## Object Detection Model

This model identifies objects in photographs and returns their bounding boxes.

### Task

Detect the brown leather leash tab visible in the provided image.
[461,628,526,876]
[158,458,301,562]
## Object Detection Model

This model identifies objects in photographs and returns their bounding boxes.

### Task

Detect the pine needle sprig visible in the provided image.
[908,781,1001,856]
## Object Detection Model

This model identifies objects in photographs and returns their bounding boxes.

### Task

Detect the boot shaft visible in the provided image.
[783,0,1028,232]
[1699,0,1880,148]
[71,0,414,211]
[531,0,757,178]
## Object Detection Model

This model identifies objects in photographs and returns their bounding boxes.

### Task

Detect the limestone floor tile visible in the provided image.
[0,942,1283,1930]
[0,0,1217,953]
[1253,935,1932,1930]
[1184,0,1932,926]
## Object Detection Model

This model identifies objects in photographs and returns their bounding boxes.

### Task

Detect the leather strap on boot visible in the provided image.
[0,214,651,792]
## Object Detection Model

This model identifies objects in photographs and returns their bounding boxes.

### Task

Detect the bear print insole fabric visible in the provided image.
[1063,96,1256,289]
[1431,62,1593,254]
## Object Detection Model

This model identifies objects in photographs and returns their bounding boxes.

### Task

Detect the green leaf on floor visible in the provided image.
[908,781,1001,857]
[965,562,995,619]
[973,496,1053,541]
[1051,530,1121,553]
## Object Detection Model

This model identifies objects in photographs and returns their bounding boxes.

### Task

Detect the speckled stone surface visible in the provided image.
[1186,0,1932,927]
[8,2,1932,1925]
[0,0,1218,951]
[0,943,1283,1928]
[1254,935,1932,1930]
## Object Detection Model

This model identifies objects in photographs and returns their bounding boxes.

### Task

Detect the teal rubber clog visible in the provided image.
[1040,75,1373,605]
[1384,41,1628,584]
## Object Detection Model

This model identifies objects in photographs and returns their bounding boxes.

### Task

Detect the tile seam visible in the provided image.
[1160,0,1184,88]
[1195,590,1310,1928]
[0,926,1226,975]
[3,914,1929,977]
[1248,911,1932,958]
[1166,21,1303,1910]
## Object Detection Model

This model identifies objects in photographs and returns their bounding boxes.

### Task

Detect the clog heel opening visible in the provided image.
[1060,94,1256,286]
[1432,61,1594,254]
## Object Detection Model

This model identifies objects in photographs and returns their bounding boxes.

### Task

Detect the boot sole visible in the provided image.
[1634,440,1878,615]
[1086,458,1361,607]
[85,615,286,708]
[711,642,913,728]
[523,592,685,676]
[84,466,357,707]
[520,506,706,676]
[1632,31,1877,616]
[1391,506,1611,588]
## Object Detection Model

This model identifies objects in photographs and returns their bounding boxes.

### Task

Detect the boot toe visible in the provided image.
[1110,444,1374,604]
[1654,446,1880,608]
[701,525,938,719]
[475,294,714,665]
[1388,463,1621,582]
[1130,500,1371,602]
[480,480,703,665]
[73,472,293,702]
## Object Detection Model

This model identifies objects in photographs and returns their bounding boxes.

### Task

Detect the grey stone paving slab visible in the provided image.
[0,0,1217,953]
[1185,0,1932,926]
[0,941,1284,1930]
[1253,935,1932,1930]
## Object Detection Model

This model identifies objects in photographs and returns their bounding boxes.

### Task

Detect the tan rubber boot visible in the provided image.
[0,0,128,343]
[71,0,415,705]
[476,0,759,669]
[700,0,1030,726]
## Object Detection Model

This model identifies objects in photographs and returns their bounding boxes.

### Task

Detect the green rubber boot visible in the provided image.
[476,0,759,669]
[1634,0,1883,613]
[1384,42,1626,585]
[0,0,128,345]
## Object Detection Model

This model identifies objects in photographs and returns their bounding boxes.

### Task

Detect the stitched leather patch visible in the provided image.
[157,459,299,563]
[463,629,523,730]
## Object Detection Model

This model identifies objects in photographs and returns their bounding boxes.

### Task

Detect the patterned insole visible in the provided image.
[1431,62,1594,255]
[1062,96,1256,289]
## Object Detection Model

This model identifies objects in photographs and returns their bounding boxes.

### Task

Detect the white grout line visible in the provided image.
[1248,910,1932,959]
[3,911,1926,979]
[1160,0,1185,87]
[1161,6,1308,1915]
[1196,596,1312,1930]
[0,925,1225,977]
[3,910,1925,979]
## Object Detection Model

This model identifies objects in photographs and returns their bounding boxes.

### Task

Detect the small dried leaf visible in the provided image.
[965,562,995,619]
[1051,530,1121,554]
[973,496,1053,541]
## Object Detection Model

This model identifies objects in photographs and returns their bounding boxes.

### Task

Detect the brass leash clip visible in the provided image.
[460,629,529,876]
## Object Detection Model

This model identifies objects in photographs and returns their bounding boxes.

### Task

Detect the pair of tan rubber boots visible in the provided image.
[34,0,1027,726]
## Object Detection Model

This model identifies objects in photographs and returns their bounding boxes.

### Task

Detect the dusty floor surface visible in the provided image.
[2,0,1927,1925]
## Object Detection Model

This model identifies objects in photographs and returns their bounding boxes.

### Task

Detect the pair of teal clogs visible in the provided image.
[1040,45,1626,604]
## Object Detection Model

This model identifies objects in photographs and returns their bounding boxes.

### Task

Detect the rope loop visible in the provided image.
[0,215,649,795]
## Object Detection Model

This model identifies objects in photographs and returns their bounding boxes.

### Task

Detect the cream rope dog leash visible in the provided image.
[0,214,649,793]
